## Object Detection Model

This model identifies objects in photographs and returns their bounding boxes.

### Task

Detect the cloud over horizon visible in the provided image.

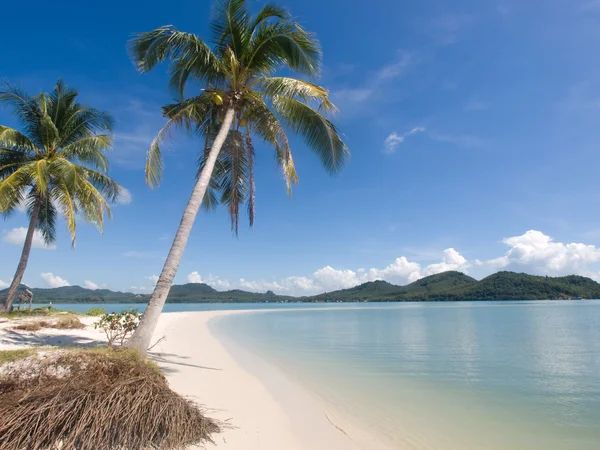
[41,273,70,288]
[184,231,600,296]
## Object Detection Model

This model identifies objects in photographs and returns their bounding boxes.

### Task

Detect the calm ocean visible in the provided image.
[57,300,600,449]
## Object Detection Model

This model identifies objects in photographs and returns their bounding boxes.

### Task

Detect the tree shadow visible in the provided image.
[0,328,105,348]
[149,351,222,374]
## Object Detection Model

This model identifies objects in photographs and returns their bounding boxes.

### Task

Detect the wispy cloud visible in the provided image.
[581,0,600,11]
[331,51,415,114]
[423,13,474,46]
[383,127,426,154]
[108,98,166,168]
[429,132,488,150]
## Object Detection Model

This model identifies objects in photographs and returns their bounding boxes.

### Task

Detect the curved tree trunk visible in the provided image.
[0,199,41,313]
[126,108,236,354]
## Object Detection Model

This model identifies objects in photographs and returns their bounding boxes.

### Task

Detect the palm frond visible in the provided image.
[247,21,321,77]
[258,77,335,111]
[245,97,297,193]
[0,164,33,214]
[0,82,42,141]
[0,126,37,153]
[34,192,57,244]
[250,3,289,34]
[146,94,215,188]
[53,182,78,248]
[130,26,222,97]
[271,95,348,174]
[245,130,255,227]
[211,0,251,57]
[61,135,112,171]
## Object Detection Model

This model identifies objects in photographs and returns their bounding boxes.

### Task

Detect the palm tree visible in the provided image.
[0,80,121,312]
[126,0,348,353]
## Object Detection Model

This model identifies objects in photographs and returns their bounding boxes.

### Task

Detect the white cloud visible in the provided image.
[84,280,100,290]
[383,127,426,154]
[187,272,231,290]
[0,280,9,289]
[115,187,133,205]
[190,247,471,296]
[146,275,159,285]
[41,273,70,288]
[478,230,600,276]
[2,228,56,250]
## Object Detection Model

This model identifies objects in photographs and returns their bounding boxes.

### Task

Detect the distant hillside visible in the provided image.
[423,272,600,301]
[311,271,479,302]
[2,271,599,304]
[0,283,295,304]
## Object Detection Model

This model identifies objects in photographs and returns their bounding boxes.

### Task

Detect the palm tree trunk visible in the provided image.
[126,108,236,354]
[0,199,41,312]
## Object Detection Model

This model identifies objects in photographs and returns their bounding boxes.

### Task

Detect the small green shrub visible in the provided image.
[85,307,105,317]
[0,349,36,364]
[94,309,141,347]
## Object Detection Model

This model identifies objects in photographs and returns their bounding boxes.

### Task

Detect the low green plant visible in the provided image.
[0,349,36,364]
[94,309,141,347]
[85,307,105,317]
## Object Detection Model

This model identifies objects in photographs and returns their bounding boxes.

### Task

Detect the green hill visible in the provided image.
[310,271,478,302]
[2,271,599,304]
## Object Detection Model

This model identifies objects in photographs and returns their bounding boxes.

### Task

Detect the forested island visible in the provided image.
[3,271,600,304]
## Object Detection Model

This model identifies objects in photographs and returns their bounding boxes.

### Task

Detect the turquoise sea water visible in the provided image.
[57,300,600,448]
[211,301,600,449]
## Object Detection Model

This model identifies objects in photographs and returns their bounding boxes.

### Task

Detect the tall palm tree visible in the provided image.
[0,80,121,312]
[126,0,348,353]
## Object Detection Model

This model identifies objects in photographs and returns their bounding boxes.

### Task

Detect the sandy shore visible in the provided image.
[0,310,362,449]
[151,311,361,450]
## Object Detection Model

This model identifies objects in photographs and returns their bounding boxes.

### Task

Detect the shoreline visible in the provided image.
[150,310,364,450]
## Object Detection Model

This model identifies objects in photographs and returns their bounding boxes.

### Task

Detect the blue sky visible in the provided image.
[2,0,600,295]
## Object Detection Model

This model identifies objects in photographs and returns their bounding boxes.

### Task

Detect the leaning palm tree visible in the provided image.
[126,0,348,353]
[0,80,121,312]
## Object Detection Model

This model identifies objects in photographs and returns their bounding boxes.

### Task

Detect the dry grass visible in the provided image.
[10,315,84,332]
[0,348,219,449]
[52,315,85,330]
[11,321,49,332]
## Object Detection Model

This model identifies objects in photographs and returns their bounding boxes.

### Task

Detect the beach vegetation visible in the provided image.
[94,308,141,347]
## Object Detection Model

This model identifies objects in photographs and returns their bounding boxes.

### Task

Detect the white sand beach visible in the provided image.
[0,310,362,450]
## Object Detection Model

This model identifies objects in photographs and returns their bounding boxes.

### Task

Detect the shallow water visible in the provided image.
[213,301,600,449]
